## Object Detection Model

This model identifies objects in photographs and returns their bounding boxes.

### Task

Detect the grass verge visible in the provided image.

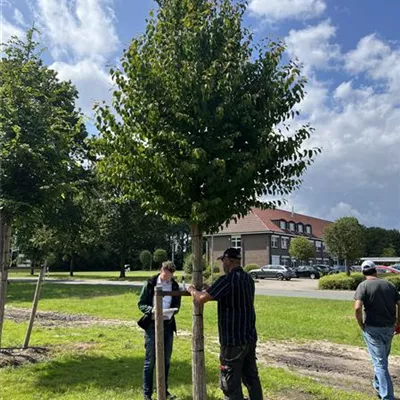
[1,282,389,399]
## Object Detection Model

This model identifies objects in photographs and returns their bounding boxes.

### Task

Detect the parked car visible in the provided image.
[295,266,321,279]
[314,264,332,276]
[328,265,347,274]
[375,265,400,274]
[391,263,400,271]
[351,265,362,272]
[248,265,297,281]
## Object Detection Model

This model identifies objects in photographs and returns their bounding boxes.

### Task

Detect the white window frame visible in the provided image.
[297,224,303,233]
[315,241,322,249]
[279,220,286,229]
[231,235,241,249]
[281,256,291,266]
[271,235,279,249]
[281,236,289,249]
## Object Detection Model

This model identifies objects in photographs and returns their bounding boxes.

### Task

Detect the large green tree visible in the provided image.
[0,30,88,346]
[289,237,315,264]
[363,226,400,257]
[95,1,319,396]
[323,217,364,275]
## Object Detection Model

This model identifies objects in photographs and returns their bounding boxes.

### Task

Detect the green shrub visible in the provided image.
[153,249,168,268]
[386,275,400,290]
[139,250,152,270]
[318,273,365,290]
[244,264,259,272]
[319,273,400,291]
[183,253,206,275]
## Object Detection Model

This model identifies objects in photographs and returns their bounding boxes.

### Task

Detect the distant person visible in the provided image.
[138,261,181,400]
[354,260,400,400]
[188,248,263,400]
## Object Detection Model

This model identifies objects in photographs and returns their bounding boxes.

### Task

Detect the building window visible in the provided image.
[297,224,303,233]
[289,222,295,231]
[281,256,290,266]
[271,236,279,248]
[280,220,286,229]
[231,236,241,249]
[281,237,289,249]
[305,225,312,234]
[316,241,322,249]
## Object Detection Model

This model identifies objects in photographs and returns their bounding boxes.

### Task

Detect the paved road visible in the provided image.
[9,277,355,301]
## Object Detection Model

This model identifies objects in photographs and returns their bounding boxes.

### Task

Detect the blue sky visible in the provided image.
[1,0,400,229]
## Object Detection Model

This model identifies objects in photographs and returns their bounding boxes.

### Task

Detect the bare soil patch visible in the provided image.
[258,340,400,398]
[1,307,138,369]
[4,306,137,328]
[0,347,49,368]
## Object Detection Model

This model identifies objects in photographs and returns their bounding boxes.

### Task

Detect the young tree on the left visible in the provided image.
[0,30,89,346]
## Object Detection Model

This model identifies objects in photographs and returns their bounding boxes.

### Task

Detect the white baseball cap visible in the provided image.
[361,260,376,272]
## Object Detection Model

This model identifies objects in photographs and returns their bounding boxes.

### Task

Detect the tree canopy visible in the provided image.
[323,217,364,274]
[289,237,315,263]
[0,29,88,220]
[95,0,319,233]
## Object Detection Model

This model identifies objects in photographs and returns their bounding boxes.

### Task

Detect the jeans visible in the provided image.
[143,321,174,397]
[219,343,263,400]
[363,325,395,400]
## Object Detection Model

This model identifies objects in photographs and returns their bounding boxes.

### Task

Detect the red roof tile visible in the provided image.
[216,208,332,239]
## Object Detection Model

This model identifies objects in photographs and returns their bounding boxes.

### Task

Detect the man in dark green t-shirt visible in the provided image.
[354,260,400,400]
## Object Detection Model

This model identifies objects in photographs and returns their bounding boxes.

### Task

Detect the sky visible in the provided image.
[1,0,399,229]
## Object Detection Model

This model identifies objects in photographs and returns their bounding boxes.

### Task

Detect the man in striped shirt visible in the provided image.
[188,248,263,400]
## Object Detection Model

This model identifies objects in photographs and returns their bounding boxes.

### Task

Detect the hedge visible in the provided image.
[319,273,400,291]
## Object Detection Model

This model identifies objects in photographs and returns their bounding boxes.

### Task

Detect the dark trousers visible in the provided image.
[143,322,174,397]
[219,342,263,400]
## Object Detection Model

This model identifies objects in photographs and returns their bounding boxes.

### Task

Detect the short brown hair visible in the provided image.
[161,261,176,273]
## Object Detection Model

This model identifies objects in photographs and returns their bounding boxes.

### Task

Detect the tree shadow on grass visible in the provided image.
[7,283,141,303]
[34,354,221,399]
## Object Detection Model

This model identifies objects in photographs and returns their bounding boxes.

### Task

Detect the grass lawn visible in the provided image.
[8,270,184,281]
[1,283,385,399]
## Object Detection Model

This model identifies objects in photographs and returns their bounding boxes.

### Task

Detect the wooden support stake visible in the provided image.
[23,262,46,349]
[155,286,166,400]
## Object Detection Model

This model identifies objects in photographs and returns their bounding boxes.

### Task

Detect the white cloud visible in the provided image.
[286,20,342,73]
[345,34,400,93]
[345,34,391,73]
[13,8,26,26]
[249,0,326,21]
[282,24,400,229]
[51,59,113,116]
[36,0,119,61]
[0,16,25,43]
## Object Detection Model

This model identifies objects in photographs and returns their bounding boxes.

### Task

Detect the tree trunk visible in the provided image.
[345,258,350,276]
[0,212,12,348]
[30,257,36,276]
[119,257,126,278]
[69,254,75,277]
[190,224,207,400]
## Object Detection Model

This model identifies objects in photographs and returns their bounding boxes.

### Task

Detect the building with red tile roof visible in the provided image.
[205,208,332,268]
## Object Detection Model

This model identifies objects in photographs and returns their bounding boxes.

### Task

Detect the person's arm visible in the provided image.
[187,285,213,305]
[138,283,153,315]
[354,300,365,331]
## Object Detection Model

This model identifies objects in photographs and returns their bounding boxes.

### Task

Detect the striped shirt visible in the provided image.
[207,267,257,346]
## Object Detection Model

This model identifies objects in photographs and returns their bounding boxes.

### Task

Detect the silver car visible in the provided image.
[249,264,297,281]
